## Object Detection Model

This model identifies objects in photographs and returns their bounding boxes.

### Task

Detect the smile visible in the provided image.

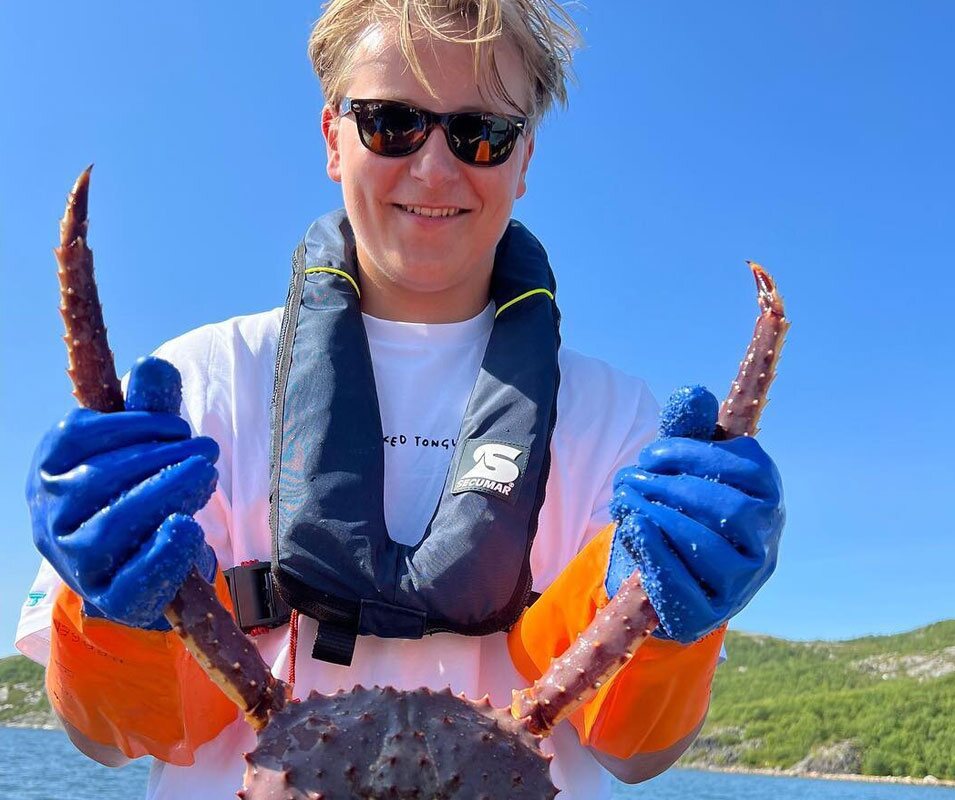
[397,204,468,218]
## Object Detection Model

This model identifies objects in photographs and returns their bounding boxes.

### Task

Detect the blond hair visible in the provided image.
[308,0,582,123]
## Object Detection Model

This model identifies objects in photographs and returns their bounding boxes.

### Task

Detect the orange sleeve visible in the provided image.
[46,571,239,765]
[508,524,726,759]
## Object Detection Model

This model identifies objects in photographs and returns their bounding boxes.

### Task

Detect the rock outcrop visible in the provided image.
[791,740,864,775]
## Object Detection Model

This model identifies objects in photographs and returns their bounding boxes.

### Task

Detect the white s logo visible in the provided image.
[461,444,523,483]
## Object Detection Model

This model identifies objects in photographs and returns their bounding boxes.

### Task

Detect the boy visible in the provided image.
[19,2,783,797]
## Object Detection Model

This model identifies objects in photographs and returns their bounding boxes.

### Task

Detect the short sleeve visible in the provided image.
[582,379,660,548]
[151,330,235,569]
[530,350,661,591]
[15,559,63,665]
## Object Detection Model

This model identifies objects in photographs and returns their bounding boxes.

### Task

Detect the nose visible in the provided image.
[407,126,461,187]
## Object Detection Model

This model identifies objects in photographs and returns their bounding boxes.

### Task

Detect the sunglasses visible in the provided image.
[339,97,528,167]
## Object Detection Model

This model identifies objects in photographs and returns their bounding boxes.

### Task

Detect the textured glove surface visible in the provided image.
[606,385,784,643]
[27,357,219,629]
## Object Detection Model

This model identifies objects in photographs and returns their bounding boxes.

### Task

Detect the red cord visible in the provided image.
[288,610,300,690]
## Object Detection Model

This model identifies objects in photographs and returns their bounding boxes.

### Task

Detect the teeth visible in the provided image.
[401,205,463,218]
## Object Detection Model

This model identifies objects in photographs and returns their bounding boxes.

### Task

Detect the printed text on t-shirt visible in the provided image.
[383,434,458,451]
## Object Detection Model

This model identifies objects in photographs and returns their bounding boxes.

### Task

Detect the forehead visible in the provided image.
[344,21,531,115]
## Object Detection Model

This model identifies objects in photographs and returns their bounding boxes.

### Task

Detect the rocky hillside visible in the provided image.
[680,621,955,780]
[0,654,58,729]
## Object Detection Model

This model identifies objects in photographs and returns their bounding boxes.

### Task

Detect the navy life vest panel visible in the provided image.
[269,210,561,664]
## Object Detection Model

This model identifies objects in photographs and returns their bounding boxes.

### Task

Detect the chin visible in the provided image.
[386,261,464,293]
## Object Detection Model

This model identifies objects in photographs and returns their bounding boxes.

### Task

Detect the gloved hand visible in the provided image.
[606,385,784,644]
[26,356,219,630]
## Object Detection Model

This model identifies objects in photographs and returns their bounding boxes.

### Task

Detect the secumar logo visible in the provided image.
[452,440,528,503]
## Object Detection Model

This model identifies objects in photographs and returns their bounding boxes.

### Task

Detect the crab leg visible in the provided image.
[55,166,124,413]
[511,569,656,735]
[717,263,790,439]
[512,262,789,735]
[55,168,287,731]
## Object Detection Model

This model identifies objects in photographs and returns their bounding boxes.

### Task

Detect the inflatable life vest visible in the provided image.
[268,210,561,665]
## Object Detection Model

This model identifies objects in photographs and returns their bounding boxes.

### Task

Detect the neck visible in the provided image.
[356,257,493,323]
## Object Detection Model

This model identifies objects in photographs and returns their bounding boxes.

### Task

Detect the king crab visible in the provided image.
[54,167,788,798]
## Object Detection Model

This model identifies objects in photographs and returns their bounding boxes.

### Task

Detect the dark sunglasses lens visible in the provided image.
[357,103,427,156]
[447,113,518,165]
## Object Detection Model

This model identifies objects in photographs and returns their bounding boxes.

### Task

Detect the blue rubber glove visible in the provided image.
[606,385,784,644]
[26,356,219,630]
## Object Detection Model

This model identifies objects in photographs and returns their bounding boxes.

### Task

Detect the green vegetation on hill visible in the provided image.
[0,654,55,728]
[0,654,44,686]
[684,621,955,779]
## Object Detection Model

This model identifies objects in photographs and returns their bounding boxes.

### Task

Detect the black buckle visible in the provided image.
[223,561,292,632]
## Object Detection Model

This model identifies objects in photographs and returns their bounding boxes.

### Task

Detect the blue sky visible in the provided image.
[2,2,953,655]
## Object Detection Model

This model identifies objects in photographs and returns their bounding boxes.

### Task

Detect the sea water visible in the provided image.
[0,727,951,799]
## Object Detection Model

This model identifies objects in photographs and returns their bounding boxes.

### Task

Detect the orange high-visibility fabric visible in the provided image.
[46,571,239,766]
[508,524,726,759]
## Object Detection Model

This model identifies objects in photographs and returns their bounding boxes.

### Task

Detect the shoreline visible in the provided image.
[1,721,61,731]
[4,724,954,789]
[679,764,955,788]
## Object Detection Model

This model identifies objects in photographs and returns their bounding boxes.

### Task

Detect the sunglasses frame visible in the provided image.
[339,97,528,167]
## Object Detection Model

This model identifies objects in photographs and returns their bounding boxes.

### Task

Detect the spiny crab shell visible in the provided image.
[240,686,556,800]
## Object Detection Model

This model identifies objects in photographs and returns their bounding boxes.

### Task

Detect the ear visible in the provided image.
[515,131,535,199]
[321,104,342,183]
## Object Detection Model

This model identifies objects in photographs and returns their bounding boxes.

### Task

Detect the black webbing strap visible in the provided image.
[311,621,359,666]
[223,561,292,633]
[309,592,544,667]
[224,560,542,662]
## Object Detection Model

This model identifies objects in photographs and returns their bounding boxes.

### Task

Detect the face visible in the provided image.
[321,21,535,320]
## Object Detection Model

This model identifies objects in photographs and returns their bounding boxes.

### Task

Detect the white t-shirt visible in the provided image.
[16,303,660,800]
